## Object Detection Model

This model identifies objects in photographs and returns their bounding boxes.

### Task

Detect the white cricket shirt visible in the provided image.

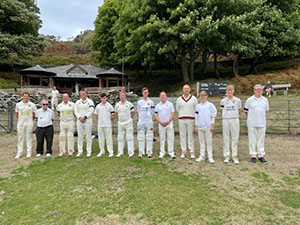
[15,101,37,126]
[94,102,114,127]
[56,101,75,122]
[115,101,134,123]
[155,101,175,124]
[220,96,242,119]
[244,95,269,127]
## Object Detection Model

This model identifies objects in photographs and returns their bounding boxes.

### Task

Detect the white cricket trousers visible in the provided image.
[51,98,58,110]
[77,120,93,155]
[248,127,266,158]
[98,127,113,155]
[118,121,134,155]
[178,119,195,153]
[198,129,213,160]
[222,118,239,159]
[17,123,33,155]
[59,120,75,154]
[137,121,153,155]
[158,123,174,157]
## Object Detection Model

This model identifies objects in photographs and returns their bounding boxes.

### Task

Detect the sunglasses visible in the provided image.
[43,104,48,106]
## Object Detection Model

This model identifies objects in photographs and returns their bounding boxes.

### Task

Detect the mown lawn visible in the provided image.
[0,137,300,225]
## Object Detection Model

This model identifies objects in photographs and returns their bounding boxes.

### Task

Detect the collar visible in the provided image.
[181,94,192,102]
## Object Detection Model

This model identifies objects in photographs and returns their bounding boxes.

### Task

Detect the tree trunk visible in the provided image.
[181,60,190,82]
[213,52,220,79]
[199,50,209,77]
[189,61,194,81]
[248,56,258,74]
[233,53,241,77]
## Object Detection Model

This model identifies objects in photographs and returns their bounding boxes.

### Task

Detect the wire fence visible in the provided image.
[1,100,300,135]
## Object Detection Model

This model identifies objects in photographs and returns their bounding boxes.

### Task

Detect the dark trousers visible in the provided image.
[36,125,54,154]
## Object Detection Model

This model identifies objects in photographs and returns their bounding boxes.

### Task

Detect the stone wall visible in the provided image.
[0,89,138,111]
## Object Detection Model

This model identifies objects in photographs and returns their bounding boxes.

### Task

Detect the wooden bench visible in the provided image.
[271,84,291,96]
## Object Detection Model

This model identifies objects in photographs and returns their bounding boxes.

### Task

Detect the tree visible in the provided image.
[0,0,45,64]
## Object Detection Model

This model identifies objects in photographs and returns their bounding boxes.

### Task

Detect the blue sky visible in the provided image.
[37,0,104,40]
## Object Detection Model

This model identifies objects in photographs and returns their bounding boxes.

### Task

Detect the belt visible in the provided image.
[37,125,53,129]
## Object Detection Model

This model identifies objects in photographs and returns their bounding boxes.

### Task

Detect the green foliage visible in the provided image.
[0,78,20,88]
[93,0,300,81]
[28,55,97,67]
[0,0,45,63]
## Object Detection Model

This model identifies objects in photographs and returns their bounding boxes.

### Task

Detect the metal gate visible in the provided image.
[0,101,14,133]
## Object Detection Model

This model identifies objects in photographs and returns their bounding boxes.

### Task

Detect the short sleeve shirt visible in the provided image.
[244,95,269,127]
[15,101,37,125]
[35,108,54,127]
[154,101,175,123]
[56,101,75,122]
[220,96,242,119]
[94,102,114,127]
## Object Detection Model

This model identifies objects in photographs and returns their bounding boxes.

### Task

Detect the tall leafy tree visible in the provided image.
[0,0,45,63]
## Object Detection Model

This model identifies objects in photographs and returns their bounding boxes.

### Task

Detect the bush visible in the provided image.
[0,78,20,89]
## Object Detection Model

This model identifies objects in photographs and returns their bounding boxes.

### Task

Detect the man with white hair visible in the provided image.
[244,84,269,164]
[74,89,95,157]
[35,99,54,157]
[56,93,75,157]
[115,91,135,158]
[51,86,60,111]
[176,84,198,158]
[15,92,37,158]
[137,87,155,158]
[154,91,175,159]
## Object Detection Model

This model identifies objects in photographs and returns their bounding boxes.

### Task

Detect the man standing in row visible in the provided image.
[35,99,54,157]
[15,92,37,158]
[154,91,175,159]
[56,93,75,157]
[115,91,135,157]
[94,93,115,158]
[74,90,95,157]
[244,84,269,164]
[137,87,155,158]
[176,85,198,159]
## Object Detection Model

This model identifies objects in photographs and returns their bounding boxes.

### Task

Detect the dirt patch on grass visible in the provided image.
[0,133,61,178]
[75,213,149,225]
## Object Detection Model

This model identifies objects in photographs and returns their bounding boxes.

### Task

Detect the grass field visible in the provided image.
[0,133,299,225]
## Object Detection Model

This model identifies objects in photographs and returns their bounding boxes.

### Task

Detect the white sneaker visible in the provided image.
[97,151,105,157]
[159,153,165,159]
[233,158,239,164]
[180,151,186,158]
[138,154,143,158]
[108,153,114,158]
[147,154,152,158]
[190,152,195,159]
[128,153,134,158]
[36,153,41,157]
[224,158,230,163]
[46,153,51,157]
[209,158,215,164]
[76,152,82,157]
[15,153,21,159]
[196,157,205,162]
[87,153,91,157]
[170,154,176,159]
[26,153,31,158]
[58,153,64,157]
[116,153,123,158]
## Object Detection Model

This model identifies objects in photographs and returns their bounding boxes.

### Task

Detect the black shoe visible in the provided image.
[258,157,268,164]
[251,157,256,164]
[172,156,176,160]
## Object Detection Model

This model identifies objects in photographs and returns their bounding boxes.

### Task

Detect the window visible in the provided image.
[29,77,40,86]
[108,79,117,87]
[41,78,49,86]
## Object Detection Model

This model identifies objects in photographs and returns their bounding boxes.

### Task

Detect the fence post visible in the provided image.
[288,100,291,135]
[196,82,199,97]
[7,101,14,133]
